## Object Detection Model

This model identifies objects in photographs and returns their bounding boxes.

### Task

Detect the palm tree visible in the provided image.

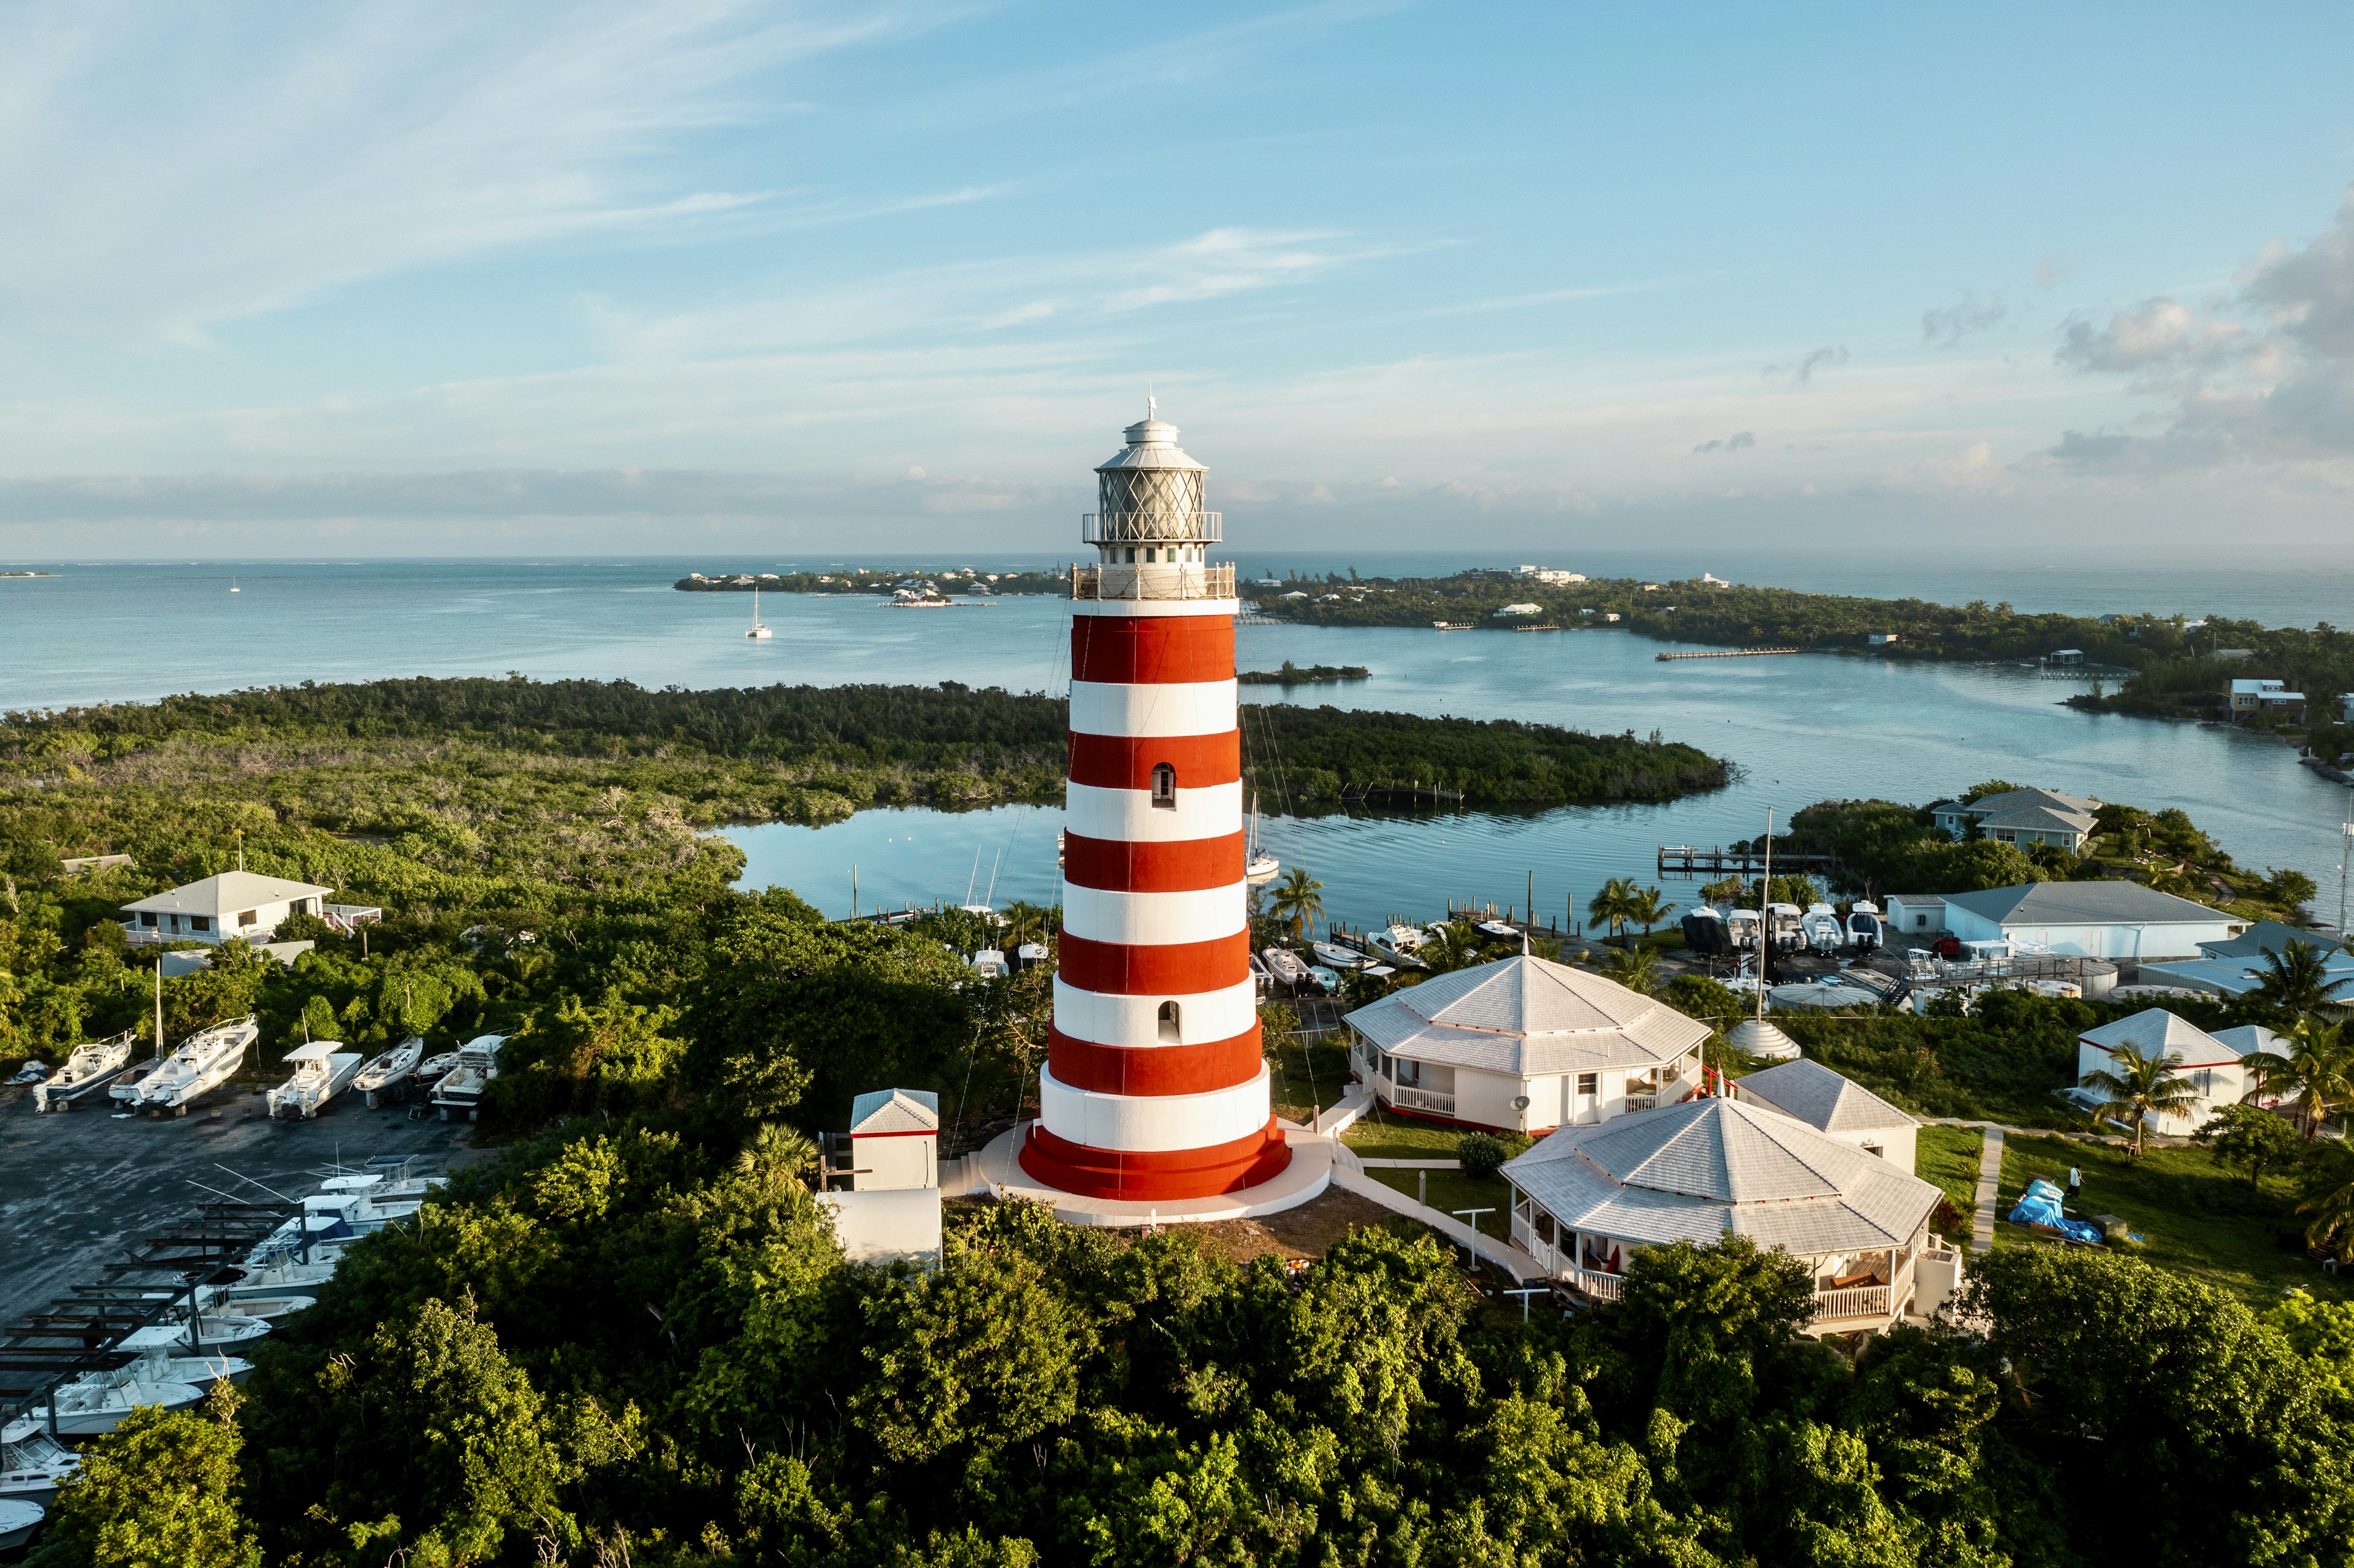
[1586,877,1640,949]
[1626,885,1678,945]
[1607,946,1662,995]
[2081,1041,2206,1155]
[1267,867,1326,943]
[2252,940,2353,1016]
[1000,900,1055,954]
[1419,921,1484,975]
[2242,1017,2354,1138]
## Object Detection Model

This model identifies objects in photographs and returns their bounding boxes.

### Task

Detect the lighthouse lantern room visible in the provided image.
[1018,406,1291,1200]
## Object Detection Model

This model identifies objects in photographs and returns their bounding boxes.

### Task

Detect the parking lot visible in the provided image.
[0,1078,490,1329]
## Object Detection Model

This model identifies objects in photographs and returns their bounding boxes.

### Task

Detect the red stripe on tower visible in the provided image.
[1018,403,1289,1202]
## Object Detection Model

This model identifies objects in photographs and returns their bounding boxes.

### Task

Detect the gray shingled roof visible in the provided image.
[2200,919,2344,960]
[850,1087,940,1135]
[121,870,334,917]
[1344,954,1711,1076]
[1503,1097,1939,1255]
[1734,1057,1917,1133]
[1943,881,2226,927]
[2078,1008,2245,1069]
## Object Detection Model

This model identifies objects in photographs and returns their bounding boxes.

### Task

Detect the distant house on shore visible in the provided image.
[120,870,378,947]
[2229,679,2305,721]
[1867,631,1899,646]
[1929,787,2100,852]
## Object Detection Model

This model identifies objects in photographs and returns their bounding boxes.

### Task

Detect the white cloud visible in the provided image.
[1922,291,2006,346]
[0,0,940,343]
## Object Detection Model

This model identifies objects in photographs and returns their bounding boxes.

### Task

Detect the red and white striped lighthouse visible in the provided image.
[1019,405,1290,1201]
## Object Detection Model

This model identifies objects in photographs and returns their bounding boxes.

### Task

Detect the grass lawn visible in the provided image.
[1265,1031,1354,1125]
[1916,1125,1984,1214]
[1362,1165,1516,1241]
[1341,1113,1476,1160]
[1995,1132,2352,1306]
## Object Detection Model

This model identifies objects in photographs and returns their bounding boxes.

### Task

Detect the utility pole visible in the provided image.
[1758,807,1773,1032]
[2339,812,2353,937]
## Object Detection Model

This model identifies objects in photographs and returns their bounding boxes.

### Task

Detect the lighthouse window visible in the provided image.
[1158,1000,1182,1043]
[1150,762,1176,808]
[1125,547,1136,563]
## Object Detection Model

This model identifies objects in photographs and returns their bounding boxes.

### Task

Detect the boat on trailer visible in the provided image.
[34,1030,137,1112]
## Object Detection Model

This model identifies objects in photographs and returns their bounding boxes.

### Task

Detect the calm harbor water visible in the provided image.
[4,558,2348,929]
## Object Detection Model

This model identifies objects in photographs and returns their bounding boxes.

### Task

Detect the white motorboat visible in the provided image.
[1379,922,1425,953]
[429,1033,507,1121]
[121,1314,273,1355]
[226,1295,315,1324]
[34,1029,137,1112]
[266,1041,364,1119]
[1801,902,1845,954]
[140,1351,254,1388]
[1764,903,1804,952]
[34,1374,204,1437]
[109,1055,164,1105]
[137,1016,258,1112]
[219,1255,338,1301]
[352,1035,424,1106]
[1845,900,1883,954]
[0,1427,76,1507]
[1310,940,1366,971]
[0,1497,42,1551]
[745,585,772,639]
[1475,919,1519,940]
[414,1050,461,1084]
[1365,932,1426,969]
[1260,947,1311,986]
[970,948,1008,979]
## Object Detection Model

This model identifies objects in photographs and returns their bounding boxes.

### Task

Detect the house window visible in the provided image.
[238,910,258,927]
[1150,763,1176,809]
[1576,1073,1597,1095]
[1862,1142,1884,1159]
[1393,1057,1424,1089]
[1157,1000,1181,1044]
[139,912,158,927]
[190,916,211,932]
[1916,914,1929,929]
[1534,1211,1555,1244]
[1124,547,1137,563]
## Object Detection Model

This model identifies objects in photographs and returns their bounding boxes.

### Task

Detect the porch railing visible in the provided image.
[1388,1084,1456,1117]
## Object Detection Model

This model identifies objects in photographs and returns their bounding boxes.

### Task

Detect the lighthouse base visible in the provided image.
[970,1122,1330,1227]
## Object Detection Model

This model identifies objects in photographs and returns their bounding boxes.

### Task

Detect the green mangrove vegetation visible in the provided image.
[1235,661,1370,685]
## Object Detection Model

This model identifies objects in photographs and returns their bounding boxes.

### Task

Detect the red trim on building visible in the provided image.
[1046,1022,1262,1096]
[1070,615,1234,685]
[1057,929,1250,993]
[1061,831,1244,892]
[1066,729,1241,790]
[1018,1117,1289,1200]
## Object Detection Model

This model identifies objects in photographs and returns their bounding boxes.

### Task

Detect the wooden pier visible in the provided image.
[1656,844,1843,878]
[1655,647,1802,661]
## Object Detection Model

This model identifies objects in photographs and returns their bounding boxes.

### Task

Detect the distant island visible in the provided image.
[0,571,55,578]
[1238,661,1369,686]
[676,567,1064,596]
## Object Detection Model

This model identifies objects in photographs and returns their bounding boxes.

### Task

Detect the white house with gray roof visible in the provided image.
[1501,1095,1947,1332]
[1343,954,1710,1133]
[1941,881,2243,960]
[120,871,338,946]
[2076,1008,2268,1135]
[1730,1057,1919,1172]
[1930,788,2101,852]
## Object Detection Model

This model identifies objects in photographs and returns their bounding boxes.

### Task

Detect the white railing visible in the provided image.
[1388,1084,1456,1116]
[1083,510,1222,544]
[1623,1093,1658,1113]
[1811,1257,1913,1323]
[1566,1266,1624,1302]
[1072,563,1236,602]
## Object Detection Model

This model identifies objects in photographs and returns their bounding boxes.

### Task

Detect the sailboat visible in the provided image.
[228,576,240,593]
[1244,792,1278,884]
[745,585,772,639]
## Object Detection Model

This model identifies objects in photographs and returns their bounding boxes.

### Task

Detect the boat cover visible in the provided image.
[2006,1177,2105,1243]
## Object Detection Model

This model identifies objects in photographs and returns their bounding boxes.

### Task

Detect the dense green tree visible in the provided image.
[2196,1103,2305,1186]
[28,1393,262,1568]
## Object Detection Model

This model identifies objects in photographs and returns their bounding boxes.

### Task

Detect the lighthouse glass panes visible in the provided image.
[1019,409,1290,1201]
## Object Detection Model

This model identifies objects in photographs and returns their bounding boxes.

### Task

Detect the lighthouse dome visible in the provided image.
[1095,408,1206,474]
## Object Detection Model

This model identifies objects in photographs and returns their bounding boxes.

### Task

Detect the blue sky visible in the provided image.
[2,1,2352,558]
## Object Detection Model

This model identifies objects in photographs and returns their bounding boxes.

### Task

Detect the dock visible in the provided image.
[1655,647,1802,661]
[1656,844,1844,877]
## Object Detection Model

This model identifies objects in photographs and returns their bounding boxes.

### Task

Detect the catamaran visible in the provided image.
[265,1041,364,1119]
[33,1030,137,1112]
[137,1016,259,1113]
[746,585,772,639]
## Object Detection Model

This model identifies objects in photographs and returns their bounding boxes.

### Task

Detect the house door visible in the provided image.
[1573,1071,1600,1124]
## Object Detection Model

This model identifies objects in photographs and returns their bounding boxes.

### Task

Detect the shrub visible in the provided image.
[1458,1132,1509,1180]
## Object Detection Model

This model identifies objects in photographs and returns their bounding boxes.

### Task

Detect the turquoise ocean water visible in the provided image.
[3,555,2349,931]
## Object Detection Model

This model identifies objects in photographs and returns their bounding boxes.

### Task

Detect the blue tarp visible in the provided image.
[2008,1178,2105,1243]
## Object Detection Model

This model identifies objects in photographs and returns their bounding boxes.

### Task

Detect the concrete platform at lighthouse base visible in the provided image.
[962,1122,1333,1227]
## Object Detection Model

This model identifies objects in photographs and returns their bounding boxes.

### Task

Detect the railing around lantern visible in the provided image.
[1083,510,1222,544]
[1072,563,1236,602]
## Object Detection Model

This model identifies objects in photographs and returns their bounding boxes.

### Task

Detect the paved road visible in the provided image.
[0,1081,482,1329]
